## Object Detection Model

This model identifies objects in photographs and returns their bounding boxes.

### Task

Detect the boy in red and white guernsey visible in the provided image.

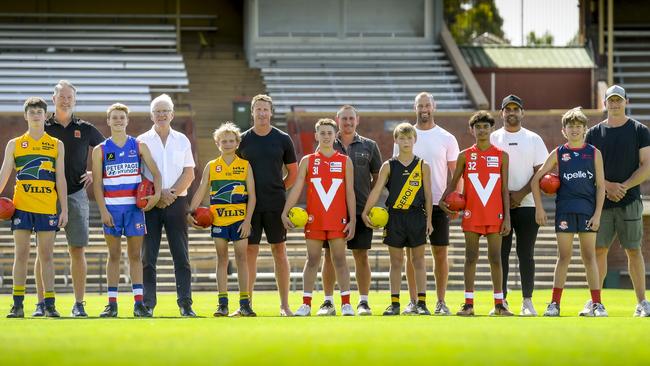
[282,118,356,316]
[440,111,512,316]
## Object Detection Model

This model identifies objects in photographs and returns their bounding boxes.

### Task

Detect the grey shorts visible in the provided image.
[596,200,643,250]
[58,189,90,247]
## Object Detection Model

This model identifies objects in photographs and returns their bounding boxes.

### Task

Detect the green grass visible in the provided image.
[1,289,648,366]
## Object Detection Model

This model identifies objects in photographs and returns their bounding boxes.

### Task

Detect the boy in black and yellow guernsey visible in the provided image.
[187,122,256,317]
[362,122,433,316]
[0,97,68,318]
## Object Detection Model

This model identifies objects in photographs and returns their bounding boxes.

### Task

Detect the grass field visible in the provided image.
[1,289,648,366]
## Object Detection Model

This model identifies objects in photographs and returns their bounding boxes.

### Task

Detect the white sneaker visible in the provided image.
[433,300,451,316]
[593,303,608,317]
[578,299,593,316]
[341,303,355,316]
[401,301,418,316]
[316,301,336,316]
[638,299,650,317]
[295,304,311,316]
[543,302,560,317]
[356,301,372,316]
[520,298,538,317]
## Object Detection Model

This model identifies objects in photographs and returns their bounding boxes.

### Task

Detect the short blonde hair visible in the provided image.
[561,107,589,127]
[213,122,241,143]
[251,94,273,111]
[393,122,416,139]
[107,103,129,118]
[315,118,337,132]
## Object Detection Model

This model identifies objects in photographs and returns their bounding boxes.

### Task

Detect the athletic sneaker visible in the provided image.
[341,303,355,316]
[32,302,45,317]
[490,303,514,317]
[44,304,60,318]
[100,303,118,318]
[71,302,88,317]
[213,304,228,317]
[279,308,294,317]
[401,301,418,316]
[456,303,474,316]
[416,303,431,315]
[316,300,336,316]
[357,301,372,316]
[238,304,257,317]
[543,302,560,317]
[520,298,538,317]
[295,304,311,316]
[639,299,650,317]
[592,303,608,317]
[578,299,593,316]
[488,300,510,316]
[7,305,24,318]
[383,304,400,316]
[134,303,152,317]
[433,300,451,316]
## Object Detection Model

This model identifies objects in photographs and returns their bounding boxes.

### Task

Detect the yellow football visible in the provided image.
[368,206,389,228]
[288,207,309,228]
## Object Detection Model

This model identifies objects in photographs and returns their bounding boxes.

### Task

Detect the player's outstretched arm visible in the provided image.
[0,140,17,194]
[186,163,211,229]
[439,152,465,215]
[92,145,113,228]
[531,148,558,227]
[361,160,390,229]
[281,156,309,229]
[499,151,511,236]
[139,142,162,211]
[344,156,356,240]
[588,149,606,231]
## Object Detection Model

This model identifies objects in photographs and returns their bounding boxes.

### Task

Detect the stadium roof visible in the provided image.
[460,46,595,69]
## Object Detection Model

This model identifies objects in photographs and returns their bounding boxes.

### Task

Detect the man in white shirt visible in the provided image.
[396,92,460,315]
[138,94,196,317]
[490,94,548,316]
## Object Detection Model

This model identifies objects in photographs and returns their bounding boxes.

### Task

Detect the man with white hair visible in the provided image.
[137,94,196,317]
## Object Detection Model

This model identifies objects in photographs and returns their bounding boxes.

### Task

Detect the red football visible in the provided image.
[540,173,561,194]
[193,207,214,228]
[0,197,15,220]
[445,191,466,211]
[136,179,155,209]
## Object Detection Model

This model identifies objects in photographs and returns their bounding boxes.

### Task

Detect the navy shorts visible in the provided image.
[103,206,146,237]
[212,220,245,242]
[11,209,59,232]
[555,212,593,233]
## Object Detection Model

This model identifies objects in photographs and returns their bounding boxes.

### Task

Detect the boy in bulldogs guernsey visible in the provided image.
[282,118,356,316]
[92,103,161,317]
[362,122,433,316]
[532,107,607,317]
[187,122,257,317]
[440,111,512,316]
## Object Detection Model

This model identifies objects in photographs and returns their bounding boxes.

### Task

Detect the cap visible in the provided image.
[605,85,627,100]
[501,94,523,110]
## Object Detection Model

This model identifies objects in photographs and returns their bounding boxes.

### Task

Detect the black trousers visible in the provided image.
[142,196,192,308]
[501,206,539,299]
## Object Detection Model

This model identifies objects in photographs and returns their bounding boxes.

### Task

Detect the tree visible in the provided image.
[445,0,507,45]
[526,31,554,46]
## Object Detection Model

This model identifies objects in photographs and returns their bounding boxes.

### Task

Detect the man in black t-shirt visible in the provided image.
[34,80,105,318]
[237,94,297,316]
[585,85,650,317]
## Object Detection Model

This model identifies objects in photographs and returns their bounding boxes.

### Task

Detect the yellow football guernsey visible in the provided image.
[209,156,249,226]
[13,132,59,214]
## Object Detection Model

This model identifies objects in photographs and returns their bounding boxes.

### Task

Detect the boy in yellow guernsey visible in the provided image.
[0,97,68,318]
[187,122,256,317]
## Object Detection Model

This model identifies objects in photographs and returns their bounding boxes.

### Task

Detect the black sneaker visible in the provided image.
[99,303,118,318]
[316,300,336,316]
[7,305,24,318]
[231,304,257,317]
[134,303,152,318]
[32,302,45,317]
[383,303,400,316]
[213,304,229,317]
[44,304,60,318]
[179,303,196,317]
[71,302,88,317]
[416,302,431,315]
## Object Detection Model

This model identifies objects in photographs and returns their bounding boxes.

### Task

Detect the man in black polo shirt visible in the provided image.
[33,80,104,317]
[318,105,382,316]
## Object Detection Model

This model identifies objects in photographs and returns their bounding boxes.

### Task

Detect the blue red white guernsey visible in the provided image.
[305,151,348,231]
[462,145,504,229]
[556,143,596,215]
[100,136,141,208]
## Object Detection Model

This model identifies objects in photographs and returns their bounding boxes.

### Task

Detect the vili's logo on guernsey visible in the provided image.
[216,208,245,217]
[311,178,343,211]
[563,170,593,181]
[21,184,53,194]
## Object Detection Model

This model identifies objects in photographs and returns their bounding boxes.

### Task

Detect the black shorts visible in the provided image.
[323,215,373,250]
[555,212,593,233]
[383,209,427,248]
[429,205,450,246]
[248,210,287,244]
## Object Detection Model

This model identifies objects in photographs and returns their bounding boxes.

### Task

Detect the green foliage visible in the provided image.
[526,30,555,46]
[445,0,507,44]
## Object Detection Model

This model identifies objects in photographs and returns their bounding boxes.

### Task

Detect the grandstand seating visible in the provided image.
[612,26,650,121]
[0,23,189,112]
[250,43,473,114]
